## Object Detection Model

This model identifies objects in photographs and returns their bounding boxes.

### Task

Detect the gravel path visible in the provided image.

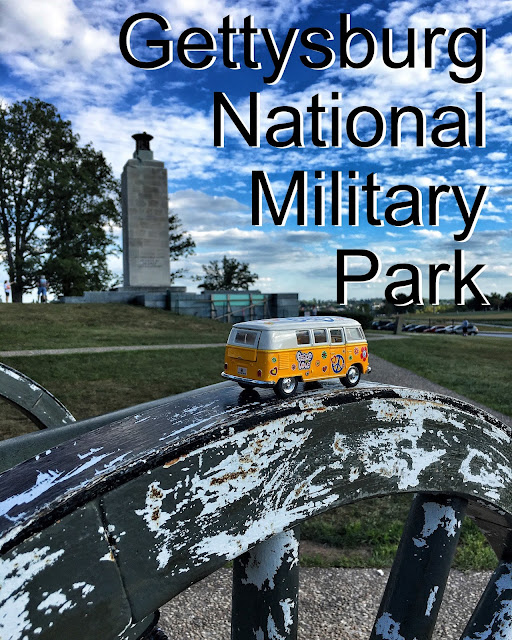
[159,568,491,639]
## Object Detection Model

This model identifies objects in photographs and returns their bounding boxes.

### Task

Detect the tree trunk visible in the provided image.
[11,282,23,303]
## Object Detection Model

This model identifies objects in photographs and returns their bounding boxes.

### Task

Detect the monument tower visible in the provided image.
[121,133,170,288]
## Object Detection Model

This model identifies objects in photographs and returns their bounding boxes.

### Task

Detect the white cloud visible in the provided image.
[488,151,507,161]
[415,229,443,239]
[0,0,117,62]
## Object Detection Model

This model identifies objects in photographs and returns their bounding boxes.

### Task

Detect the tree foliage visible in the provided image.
[196,256,258,290]
[0,98,120,300]
[169,212,195,283]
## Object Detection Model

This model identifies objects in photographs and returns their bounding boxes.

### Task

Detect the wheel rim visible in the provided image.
[347,366,359,384]
[280,378,296,394]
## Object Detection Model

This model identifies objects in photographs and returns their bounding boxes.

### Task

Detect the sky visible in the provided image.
[0,0,511,303]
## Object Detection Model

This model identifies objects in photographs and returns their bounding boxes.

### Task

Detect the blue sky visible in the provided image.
[1,0,511,302]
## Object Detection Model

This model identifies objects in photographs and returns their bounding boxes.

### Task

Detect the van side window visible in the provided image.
[330,329,345,344]
[313,329,328,344]
[296,330,311,345]
[346,327,364,342]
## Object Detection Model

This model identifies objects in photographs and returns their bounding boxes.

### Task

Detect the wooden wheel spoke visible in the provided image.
[370,493,468,640]
[459,560,512,639]
[232,527,300,640]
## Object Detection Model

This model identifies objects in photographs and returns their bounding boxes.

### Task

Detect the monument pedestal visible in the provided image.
[121,133,170,289]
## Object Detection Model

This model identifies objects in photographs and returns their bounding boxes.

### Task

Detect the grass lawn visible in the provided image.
[369,335,512,417]
[300,495,497,571]
[0,303,230,350]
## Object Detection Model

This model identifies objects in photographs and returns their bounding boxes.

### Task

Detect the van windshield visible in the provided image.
[230,329,260,347]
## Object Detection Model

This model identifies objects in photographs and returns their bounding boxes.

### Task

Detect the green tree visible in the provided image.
[487,292,504,311]
[0,98,119,301]
[196,256,258,290]
[169,212,195,283]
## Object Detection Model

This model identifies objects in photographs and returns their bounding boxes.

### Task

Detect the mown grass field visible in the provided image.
[0,303,230,350]
[0,304,505,570]
[369,334,512,417]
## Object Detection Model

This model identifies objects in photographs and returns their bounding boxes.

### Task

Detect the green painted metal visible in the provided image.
[0,363,75,429]
[370,493,468,640]
[1,379,512,638]
[232,527,300,640]
[0,500,132,639]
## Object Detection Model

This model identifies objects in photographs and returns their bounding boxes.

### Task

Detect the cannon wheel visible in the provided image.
[1,381,512,639]
[0,362,75,430]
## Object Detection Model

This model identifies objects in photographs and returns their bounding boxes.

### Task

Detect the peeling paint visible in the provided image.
[495,564,512,596]
[135,417,337,571]
[2,382,511,639]
[0,450,131,546]
[0,546,64,640]
[332,427,446,490]
[241,530,298,590]
[37,589,75,615]
[375,612,406,640]
[415,502,461,547]
[462,600,512,640]
[460,447,512,501]
[267,612,285,640]
[425,586,439,616]
[72,582,95,597]
[280,598,295,632]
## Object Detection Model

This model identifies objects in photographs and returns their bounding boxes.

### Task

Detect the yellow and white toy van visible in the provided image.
[221,316,371,398]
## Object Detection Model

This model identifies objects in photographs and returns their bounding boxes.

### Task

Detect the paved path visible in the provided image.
[0,343,226,357]
[367,354,511,427]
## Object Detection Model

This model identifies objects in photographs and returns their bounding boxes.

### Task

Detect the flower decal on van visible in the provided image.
[296,351,314,370]
[361,347,368,361]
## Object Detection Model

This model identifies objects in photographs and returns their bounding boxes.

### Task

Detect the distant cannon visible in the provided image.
[0,367,511,639]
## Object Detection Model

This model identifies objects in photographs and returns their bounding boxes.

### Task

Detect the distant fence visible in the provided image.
[59,288,299,322]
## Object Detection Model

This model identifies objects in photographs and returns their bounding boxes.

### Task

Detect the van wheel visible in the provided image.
[274,377,299,399]
[341,365,361,388]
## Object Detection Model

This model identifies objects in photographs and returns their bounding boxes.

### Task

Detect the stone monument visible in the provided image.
[121,133,170,288]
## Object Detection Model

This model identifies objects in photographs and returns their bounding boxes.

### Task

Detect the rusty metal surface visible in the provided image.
[0,379,511,639]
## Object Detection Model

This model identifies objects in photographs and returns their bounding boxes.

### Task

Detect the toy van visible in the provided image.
[222,316,371,398]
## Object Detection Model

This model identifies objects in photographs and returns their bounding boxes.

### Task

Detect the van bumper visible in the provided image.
[366,366,372,374]
[221,372,276,387]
